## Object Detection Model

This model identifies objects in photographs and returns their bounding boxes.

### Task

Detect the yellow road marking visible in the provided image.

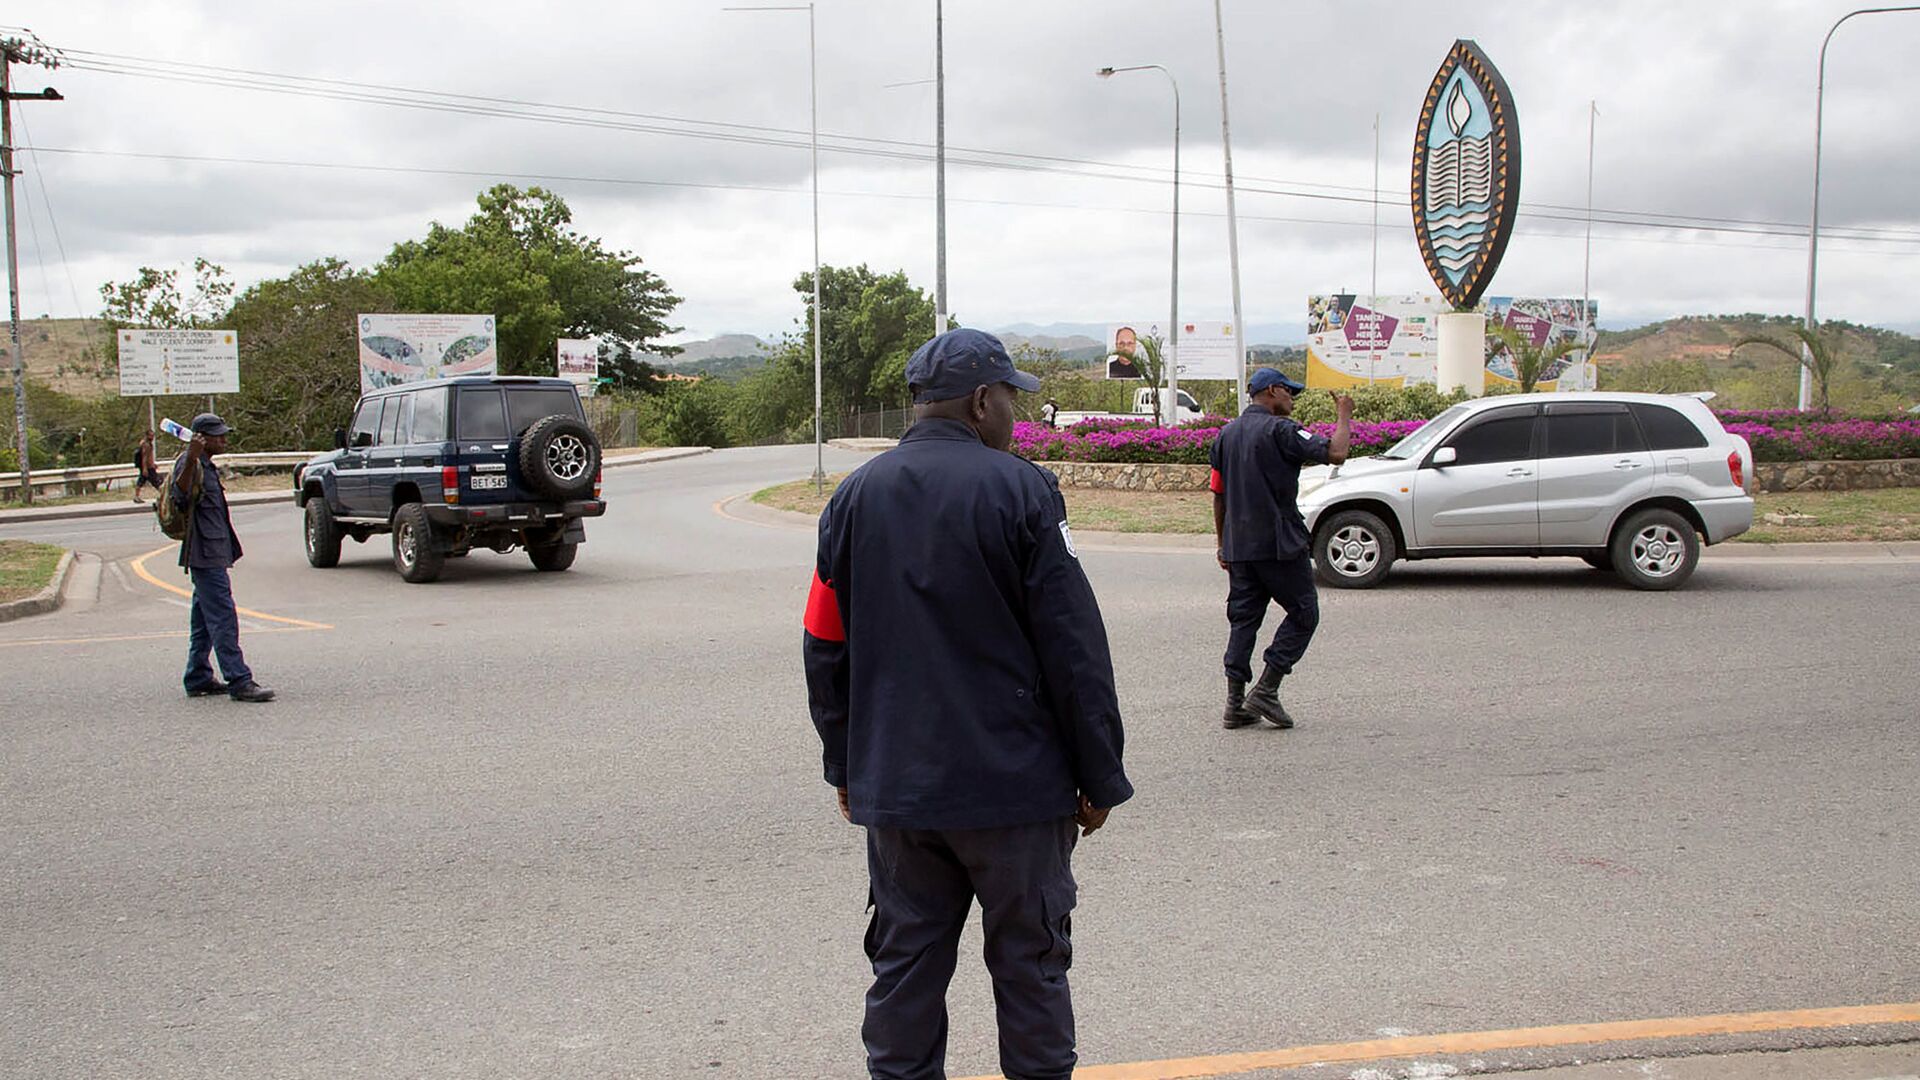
[954,1001,1920,1080]
[128,545,332,630]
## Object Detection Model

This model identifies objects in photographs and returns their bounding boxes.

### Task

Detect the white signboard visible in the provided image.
[557,338,598,398]
[358,313,497,392]
[117,329,240,396]
[1103,321,1240,381]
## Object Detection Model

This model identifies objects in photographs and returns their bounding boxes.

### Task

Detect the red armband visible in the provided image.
[803,572,845,642]
[1209,468,1223,494]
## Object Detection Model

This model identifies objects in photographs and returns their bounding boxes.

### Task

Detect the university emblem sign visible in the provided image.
[1411,40,1521,311]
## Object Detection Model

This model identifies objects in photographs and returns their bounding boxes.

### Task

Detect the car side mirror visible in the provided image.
[352,431,374,448]
[333,427,348,450]
[1431,446,1458,466]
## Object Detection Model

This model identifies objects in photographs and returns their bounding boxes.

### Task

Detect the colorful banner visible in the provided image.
[357,314,497,392]
[557,338,598,398]
[1306,295,1596,391]
[117,329,241,396]
[1104,321,1241,381]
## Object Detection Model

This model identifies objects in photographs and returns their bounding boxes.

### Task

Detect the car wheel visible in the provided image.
[1313,509,1396,589]
[527,541,578,572]
[518,414,602,501]
[391,503,445,583]
[304,499,342,568]
[1609,508,1699,591]
[1581,551,1614,572]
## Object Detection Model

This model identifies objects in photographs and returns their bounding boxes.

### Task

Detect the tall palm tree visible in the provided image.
[1488,325,1584,394]
[1728,324,1837,414]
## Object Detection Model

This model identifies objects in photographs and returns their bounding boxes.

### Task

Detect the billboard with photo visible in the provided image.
[557,338,598,398]
[1306,295,1596,391]
[1104,321,1241,381]
[357,313,497,392]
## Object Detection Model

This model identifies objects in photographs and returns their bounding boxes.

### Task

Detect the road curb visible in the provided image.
[0,447,714,527]
[0,548,73,623]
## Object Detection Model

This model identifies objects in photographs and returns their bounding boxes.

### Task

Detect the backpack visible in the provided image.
[155,458,200,541]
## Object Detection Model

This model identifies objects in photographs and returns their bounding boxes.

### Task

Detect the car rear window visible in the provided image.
[456,388,509,441]
[1545,409,1647,458]
[506,387,583,434]
[1444,410,1536,466]
[411,387,448,442]
[1630,403,1710,450]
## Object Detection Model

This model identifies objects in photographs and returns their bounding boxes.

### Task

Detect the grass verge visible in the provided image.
[0,540,66,603]
[752,476,1920,543]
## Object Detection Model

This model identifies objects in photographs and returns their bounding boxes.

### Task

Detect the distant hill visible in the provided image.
[1593,314,1920,411]
[1,317,116,399]
[662,334,769,365]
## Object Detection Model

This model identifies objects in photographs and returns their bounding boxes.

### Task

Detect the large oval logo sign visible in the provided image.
[1411,40,1521,311]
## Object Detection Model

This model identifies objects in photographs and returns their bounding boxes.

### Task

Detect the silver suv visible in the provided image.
[1300,393,1754,590]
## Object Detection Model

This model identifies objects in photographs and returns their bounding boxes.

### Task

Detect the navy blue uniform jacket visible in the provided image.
[802,417,1134,830]
[171,451,243,571]
[1208,405,1331,562]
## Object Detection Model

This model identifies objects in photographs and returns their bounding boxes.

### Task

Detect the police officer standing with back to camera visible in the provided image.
[1209,368,1350,729]
[173,413,275,703]
[803,328,1133,1080]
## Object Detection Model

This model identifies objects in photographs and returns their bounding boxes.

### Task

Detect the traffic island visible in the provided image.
[0,542,73,622]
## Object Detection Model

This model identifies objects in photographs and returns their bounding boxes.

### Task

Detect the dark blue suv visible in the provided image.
[294,376,606,583]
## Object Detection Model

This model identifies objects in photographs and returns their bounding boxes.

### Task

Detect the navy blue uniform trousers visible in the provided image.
[185,565,251,689]
[1222,556,1320,684]
[864,817,1078,1080]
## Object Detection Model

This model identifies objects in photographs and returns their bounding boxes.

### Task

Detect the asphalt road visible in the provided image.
[3,445,1917,1079]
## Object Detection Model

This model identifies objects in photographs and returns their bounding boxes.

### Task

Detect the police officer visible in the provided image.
[1208,369,1350,729]
[803,328,1133,1080]
[173,413,275,703]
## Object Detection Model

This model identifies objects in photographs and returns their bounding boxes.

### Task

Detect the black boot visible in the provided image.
[229,679,276,703]
[1243,664,1294,729]
[1221,679,1258,729]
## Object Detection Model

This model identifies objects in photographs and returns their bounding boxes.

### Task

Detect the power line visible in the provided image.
[55,46,1920,245]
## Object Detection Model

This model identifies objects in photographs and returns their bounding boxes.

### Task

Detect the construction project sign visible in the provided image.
[358,314,497,392]
[117,329,241,396]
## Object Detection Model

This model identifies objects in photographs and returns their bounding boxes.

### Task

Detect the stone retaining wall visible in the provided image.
[1038,458,1920,494]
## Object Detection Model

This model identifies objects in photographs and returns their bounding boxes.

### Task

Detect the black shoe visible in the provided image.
[1222,679,1259,729]
[228,680,276,703]
[1243,665,1295,729]
[185,680,229,697]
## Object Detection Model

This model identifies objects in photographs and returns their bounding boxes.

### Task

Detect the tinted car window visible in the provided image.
[349,399,380,447]
[1545,410,1647,458]
[506,387,583,434]
[411,387,448,443]
[1630,403,1709,450]
[1443,411,1536,467]
[457,388,509,441]
[378,395,404,446]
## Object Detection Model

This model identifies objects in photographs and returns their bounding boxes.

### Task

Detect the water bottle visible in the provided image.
[160,418,194,442]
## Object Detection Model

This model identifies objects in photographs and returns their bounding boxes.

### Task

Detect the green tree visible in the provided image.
[599,341,668,394]
[659,379,734,448]
[377,184,683,376]
[1488,325,1583,394]
[98,257,234,336]
[758,264,940,436]
[222,259,399,450]
[1728,323,1839,414]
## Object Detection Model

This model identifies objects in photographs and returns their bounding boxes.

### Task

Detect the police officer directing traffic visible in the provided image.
[1208,369,1351,729]
[803,328,1133,1080]
[173,413,276,703]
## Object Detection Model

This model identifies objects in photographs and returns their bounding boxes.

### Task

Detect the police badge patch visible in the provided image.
[1058,520,1079,558]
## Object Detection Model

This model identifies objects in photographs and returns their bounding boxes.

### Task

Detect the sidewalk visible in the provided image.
[0,447,712,527]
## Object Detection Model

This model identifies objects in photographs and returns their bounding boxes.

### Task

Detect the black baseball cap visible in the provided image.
[906,329,1042,404]
[190,413,233,436]
[1248,368,1307,395]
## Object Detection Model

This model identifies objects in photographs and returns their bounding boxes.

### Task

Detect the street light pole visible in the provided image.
[725,4,824,491]
[1098,64,1179,425]
[2,35,62,505]
[1212,0,1246,413]
[1582,101,1597,371]
[1803,5,1920,411]
[935,0,947,336]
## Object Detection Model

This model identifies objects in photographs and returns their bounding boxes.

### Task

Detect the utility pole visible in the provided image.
[934,0,947,335]
[1582,101,1598,376]
[2,34,64,505]
[1212,0,1247,413]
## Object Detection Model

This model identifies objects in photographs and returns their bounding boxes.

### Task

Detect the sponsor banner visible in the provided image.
[1306,294,1596,391]
[357,313,497,392]
[117,329,241,396]
[557,338,598,398]
[1104,320,1241,381]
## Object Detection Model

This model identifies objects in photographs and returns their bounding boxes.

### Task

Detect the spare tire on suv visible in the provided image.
[518,414,601,500]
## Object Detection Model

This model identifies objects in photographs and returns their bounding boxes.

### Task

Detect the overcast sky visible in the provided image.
[5,0,1919,344]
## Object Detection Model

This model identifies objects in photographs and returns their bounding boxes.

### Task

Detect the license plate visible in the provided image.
[470,474,508,490]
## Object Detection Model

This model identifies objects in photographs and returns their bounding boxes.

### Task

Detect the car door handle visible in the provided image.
[1613,460,1645,470]
[1506,468,1533,478]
